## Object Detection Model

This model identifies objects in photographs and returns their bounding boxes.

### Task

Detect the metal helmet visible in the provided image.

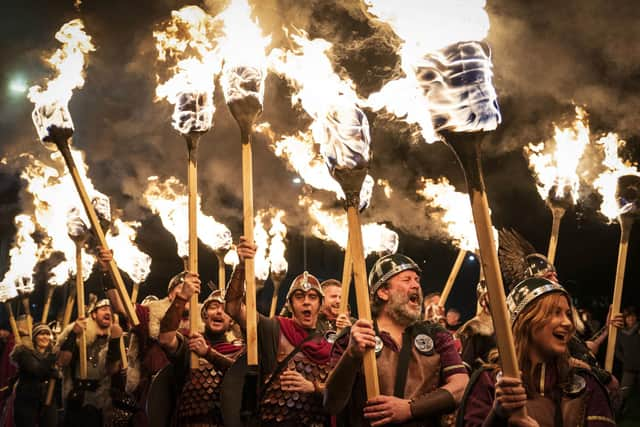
[167,271,187,293]
[506,277,569,325]
[201,290,225,320]
[89,298,111,314]
[524,253,556,279]
[368,253,421,296]
[285,271,323,302]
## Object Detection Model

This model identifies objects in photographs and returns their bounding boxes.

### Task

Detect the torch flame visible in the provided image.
[418,177,497,252]
[525,107,590,204]
[28,18,95,143]
[254,210,271,282]
[0,215,38,301]
[224,246,240,267]
[592,133,640,221]
[154,6,223,134]
[301,197,398,256]
[267,209,288,275]
[106,219,152,284]
[364,0,491,141]
[143,176,233,257]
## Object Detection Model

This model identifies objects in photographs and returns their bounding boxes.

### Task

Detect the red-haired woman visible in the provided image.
[458,277,615,427]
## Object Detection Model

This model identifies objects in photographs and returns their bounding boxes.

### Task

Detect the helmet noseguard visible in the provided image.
[368,254,421,296]
[201,290,225,320]
[506,277,569,325]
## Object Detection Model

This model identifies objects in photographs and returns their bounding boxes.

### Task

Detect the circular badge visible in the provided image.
[302,280,312,291]
[325,331,337,344]
[374,336,384,354]
[563,374,586,397]
[414,334,434,354]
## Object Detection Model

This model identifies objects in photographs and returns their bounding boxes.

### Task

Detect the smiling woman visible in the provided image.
[458,277,616,426]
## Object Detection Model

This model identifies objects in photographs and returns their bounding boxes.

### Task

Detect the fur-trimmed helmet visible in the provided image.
[506,277,569,325]
[368,254,421,296]
[201,290,225,320]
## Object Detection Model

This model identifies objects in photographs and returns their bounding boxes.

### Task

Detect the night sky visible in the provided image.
[0,0,639,325]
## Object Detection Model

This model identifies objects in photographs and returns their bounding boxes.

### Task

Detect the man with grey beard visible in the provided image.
[324,254,469,427]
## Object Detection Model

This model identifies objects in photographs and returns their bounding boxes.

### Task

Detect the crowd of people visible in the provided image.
[0,230,635,426]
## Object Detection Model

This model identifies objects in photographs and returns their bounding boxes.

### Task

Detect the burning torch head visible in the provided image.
[67,208,89,243]
[315,98,371,204]
[417,41,501,133]
[547,183,574,210]
[223,65,264,136]
[32,101,74,147]
[616,174,640,218]
[358,174,374,212]
[173,91,214,135]
[91,195,112,231]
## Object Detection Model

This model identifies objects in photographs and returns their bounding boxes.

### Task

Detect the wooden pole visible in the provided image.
[131,282,140,305]
[547,206,565,265]
[21,296,33,341]
[605,215,634,371]
[336,242,353,336]
[76,243,87,379]
[269,279,280,318]
[113,313,128,370]
[346,206,380,399]
[41,285,55,323]
[215,253,226,292]
[54,139,138,326]
[5,303,21,344]
[242,141,258,367]
[444,132,522,410]
[186,133,201,369]
[439,248,466,308]
[62,286,76,329]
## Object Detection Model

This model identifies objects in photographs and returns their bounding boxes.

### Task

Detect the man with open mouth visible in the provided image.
[224,236,333,427]
[158,288,244,427]
[324,253,469,427]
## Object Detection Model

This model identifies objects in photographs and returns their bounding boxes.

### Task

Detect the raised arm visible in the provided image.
[158,272,201,354]
[224,236,256,328]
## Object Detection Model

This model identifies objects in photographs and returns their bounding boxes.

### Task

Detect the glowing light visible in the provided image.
[0,215,37,301]
[592,133,640,221]
[106,219,152,284]
[28,19,95,142]
[525,107,590,204]
[143,176,232,257]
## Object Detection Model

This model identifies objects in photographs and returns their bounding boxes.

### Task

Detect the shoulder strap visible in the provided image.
[393,328,414,397]
[259,332,320,397]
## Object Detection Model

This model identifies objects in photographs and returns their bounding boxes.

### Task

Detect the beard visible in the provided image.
[387,291,422,326]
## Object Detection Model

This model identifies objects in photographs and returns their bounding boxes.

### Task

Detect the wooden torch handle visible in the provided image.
[547,206,565,265]
[439,248,466,308]
[56,140,138,326]
[187,137,200,370]
[605,216,633,371]
[41,286,55,323]
[242,141,259,366]
[76,243,88,379]
[346,206,379,399]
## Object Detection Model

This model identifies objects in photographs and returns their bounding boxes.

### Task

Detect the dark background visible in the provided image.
[0,0,639,326]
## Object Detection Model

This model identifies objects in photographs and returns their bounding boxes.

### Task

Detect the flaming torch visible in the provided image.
[317,96,379,399]
[418,41,522,407]
[28,19,138,325]
[218,0,269,405]
[525,107,589,264]
[154,5,223,368]
[268,210,288,317]
[67,209,89,379]
[591,133,640,371]
[0,257,20,344]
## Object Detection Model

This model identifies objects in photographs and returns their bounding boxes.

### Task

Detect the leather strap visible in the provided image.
[394,327,414,397]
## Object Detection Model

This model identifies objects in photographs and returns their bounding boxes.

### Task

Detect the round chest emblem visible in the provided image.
[374,336,384,354]
[414,334,434,354]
